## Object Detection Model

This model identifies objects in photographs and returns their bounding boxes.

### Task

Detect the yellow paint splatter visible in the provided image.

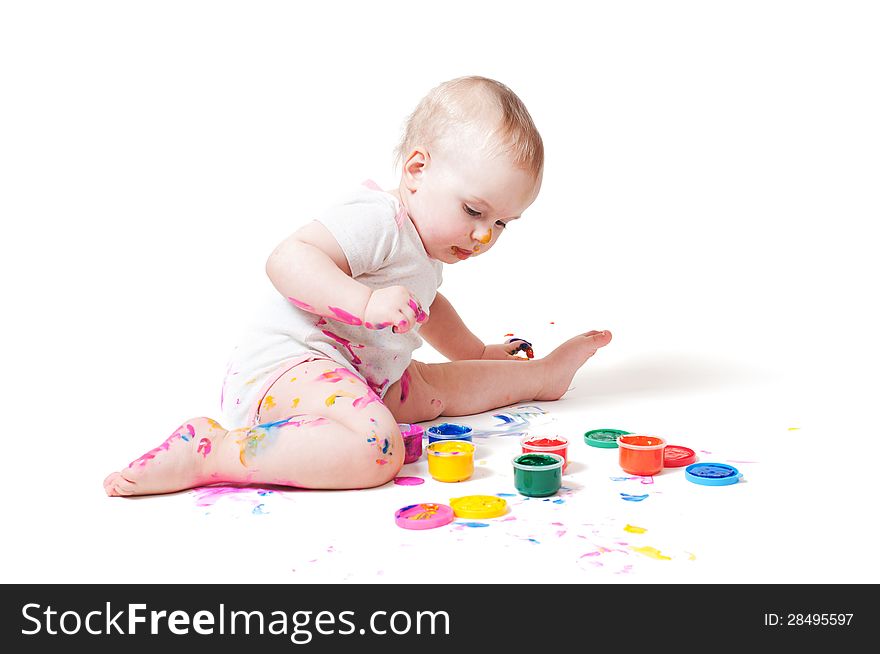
[630,545,672,560]
[263,395,276,410]
[288,376,297,382]
[290,397,300,409]
[687,551,697,561]
[325,391,357,406]
[788,427,800,431]
[245,377,257,386]
[624,524,647,534]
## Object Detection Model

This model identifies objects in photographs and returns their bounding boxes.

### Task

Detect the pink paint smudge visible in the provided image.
[328,306,363,326]
[321,329,363,365]
[129,423,196,468]
[393,476,425,486]
[408,298,428,323]
[197,438,212,457]
[399,369,411,403]
[353,387,383,409]
[288,296,316,312]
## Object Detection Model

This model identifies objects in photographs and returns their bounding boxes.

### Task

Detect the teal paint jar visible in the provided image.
[512,453,564,497]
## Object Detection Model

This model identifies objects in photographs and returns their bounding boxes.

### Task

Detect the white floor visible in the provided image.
[2,2,878,586]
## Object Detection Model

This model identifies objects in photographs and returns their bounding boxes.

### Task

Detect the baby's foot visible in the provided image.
[103,417,227,497]
[535,330,612,401]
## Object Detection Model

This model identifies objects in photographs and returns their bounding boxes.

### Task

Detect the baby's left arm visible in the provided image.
[419,293,529,361]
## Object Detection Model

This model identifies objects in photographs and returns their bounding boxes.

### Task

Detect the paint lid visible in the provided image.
[584,428,630,448]
[450,495,508,519]
[394,503,455,530]
[664,445,697,468]
[685,463,742,486]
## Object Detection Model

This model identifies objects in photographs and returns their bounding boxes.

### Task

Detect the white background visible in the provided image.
[1,1,878,584]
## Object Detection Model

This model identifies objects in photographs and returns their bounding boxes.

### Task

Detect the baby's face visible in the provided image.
[402,143,540,264]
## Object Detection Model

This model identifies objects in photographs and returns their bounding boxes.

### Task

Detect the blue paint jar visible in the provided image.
[427,422,473,444]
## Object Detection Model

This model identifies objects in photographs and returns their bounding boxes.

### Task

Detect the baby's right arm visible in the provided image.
[266,221,424,333]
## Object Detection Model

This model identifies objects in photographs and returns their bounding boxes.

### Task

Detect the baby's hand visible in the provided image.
[364,286,427,334]
[481,338,534,360]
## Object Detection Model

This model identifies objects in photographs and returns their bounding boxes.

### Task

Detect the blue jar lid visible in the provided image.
[685,462,742,486]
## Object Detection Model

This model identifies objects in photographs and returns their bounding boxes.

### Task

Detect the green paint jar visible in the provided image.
[512,453,564,497]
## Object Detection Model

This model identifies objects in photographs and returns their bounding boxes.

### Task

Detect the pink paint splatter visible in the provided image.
[197,438,212,457]
[408,298,428,323]
[399,369,411,403]
[321,329,363,365]
[393,476,425,486]
[353,387,383,409]
[287,296,316,312]
[328,306,363,326]
[129,423,196,468]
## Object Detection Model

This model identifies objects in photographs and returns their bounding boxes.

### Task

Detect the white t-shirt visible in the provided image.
[220,181,443,428]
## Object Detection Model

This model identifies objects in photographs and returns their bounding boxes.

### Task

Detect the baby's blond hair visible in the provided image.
[395,76,544,179]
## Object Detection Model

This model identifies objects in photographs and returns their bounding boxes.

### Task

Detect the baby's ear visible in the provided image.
[403,147,429,187]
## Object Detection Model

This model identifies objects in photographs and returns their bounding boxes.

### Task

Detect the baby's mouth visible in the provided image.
[451,246,472,260]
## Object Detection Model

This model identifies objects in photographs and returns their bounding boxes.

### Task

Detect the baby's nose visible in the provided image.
[472,226,493,244]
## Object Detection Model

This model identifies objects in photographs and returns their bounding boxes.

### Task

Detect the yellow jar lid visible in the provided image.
[449,495,508,519]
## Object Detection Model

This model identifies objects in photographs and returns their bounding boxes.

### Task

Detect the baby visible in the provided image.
[104,75,612,497]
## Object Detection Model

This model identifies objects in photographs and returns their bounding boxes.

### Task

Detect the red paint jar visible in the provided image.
[521,435,570,471]
[617,434,666,476]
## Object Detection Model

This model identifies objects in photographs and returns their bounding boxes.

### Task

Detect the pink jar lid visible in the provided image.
[394,503,454,530]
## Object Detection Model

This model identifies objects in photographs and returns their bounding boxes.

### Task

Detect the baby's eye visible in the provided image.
[494,220,507,229]
[463,204,481,217]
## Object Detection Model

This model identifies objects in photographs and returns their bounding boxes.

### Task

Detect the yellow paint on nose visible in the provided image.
[477,229,492,244]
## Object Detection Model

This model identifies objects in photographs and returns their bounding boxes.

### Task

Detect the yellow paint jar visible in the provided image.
[426,440,475,482]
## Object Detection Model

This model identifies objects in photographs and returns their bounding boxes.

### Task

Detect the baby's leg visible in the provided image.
[384,330,612,423]
[104,359,404,497]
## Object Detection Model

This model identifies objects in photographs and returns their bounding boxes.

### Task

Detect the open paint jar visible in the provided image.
[521,435,569,471]
[398,423,425,464]
[617,434,666,476]
[512,452,564,497]
[427,422,473,444]
[426,440,475,482]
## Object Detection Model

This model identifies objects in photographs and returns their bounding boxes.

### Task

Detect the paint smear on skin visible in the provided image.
[325,391,358,407]
[236,416,329,466]
[328,306,363,326]
[197,438,212,457]
[352,387,383,409]
[624,524,647,534]
[129,422,197,467]
[630,546,672,561]
[287,297,316,312]
[263,395,276,411]
[252,504,268,515]
[393,476,424,486]
[321,367,366,387]
[621,493,649,502]
[290,398,300,409]
[399,369,411,403]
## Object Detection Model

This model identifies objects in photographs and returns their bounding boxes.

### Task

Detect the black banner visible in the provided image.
[1,583,871,650]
